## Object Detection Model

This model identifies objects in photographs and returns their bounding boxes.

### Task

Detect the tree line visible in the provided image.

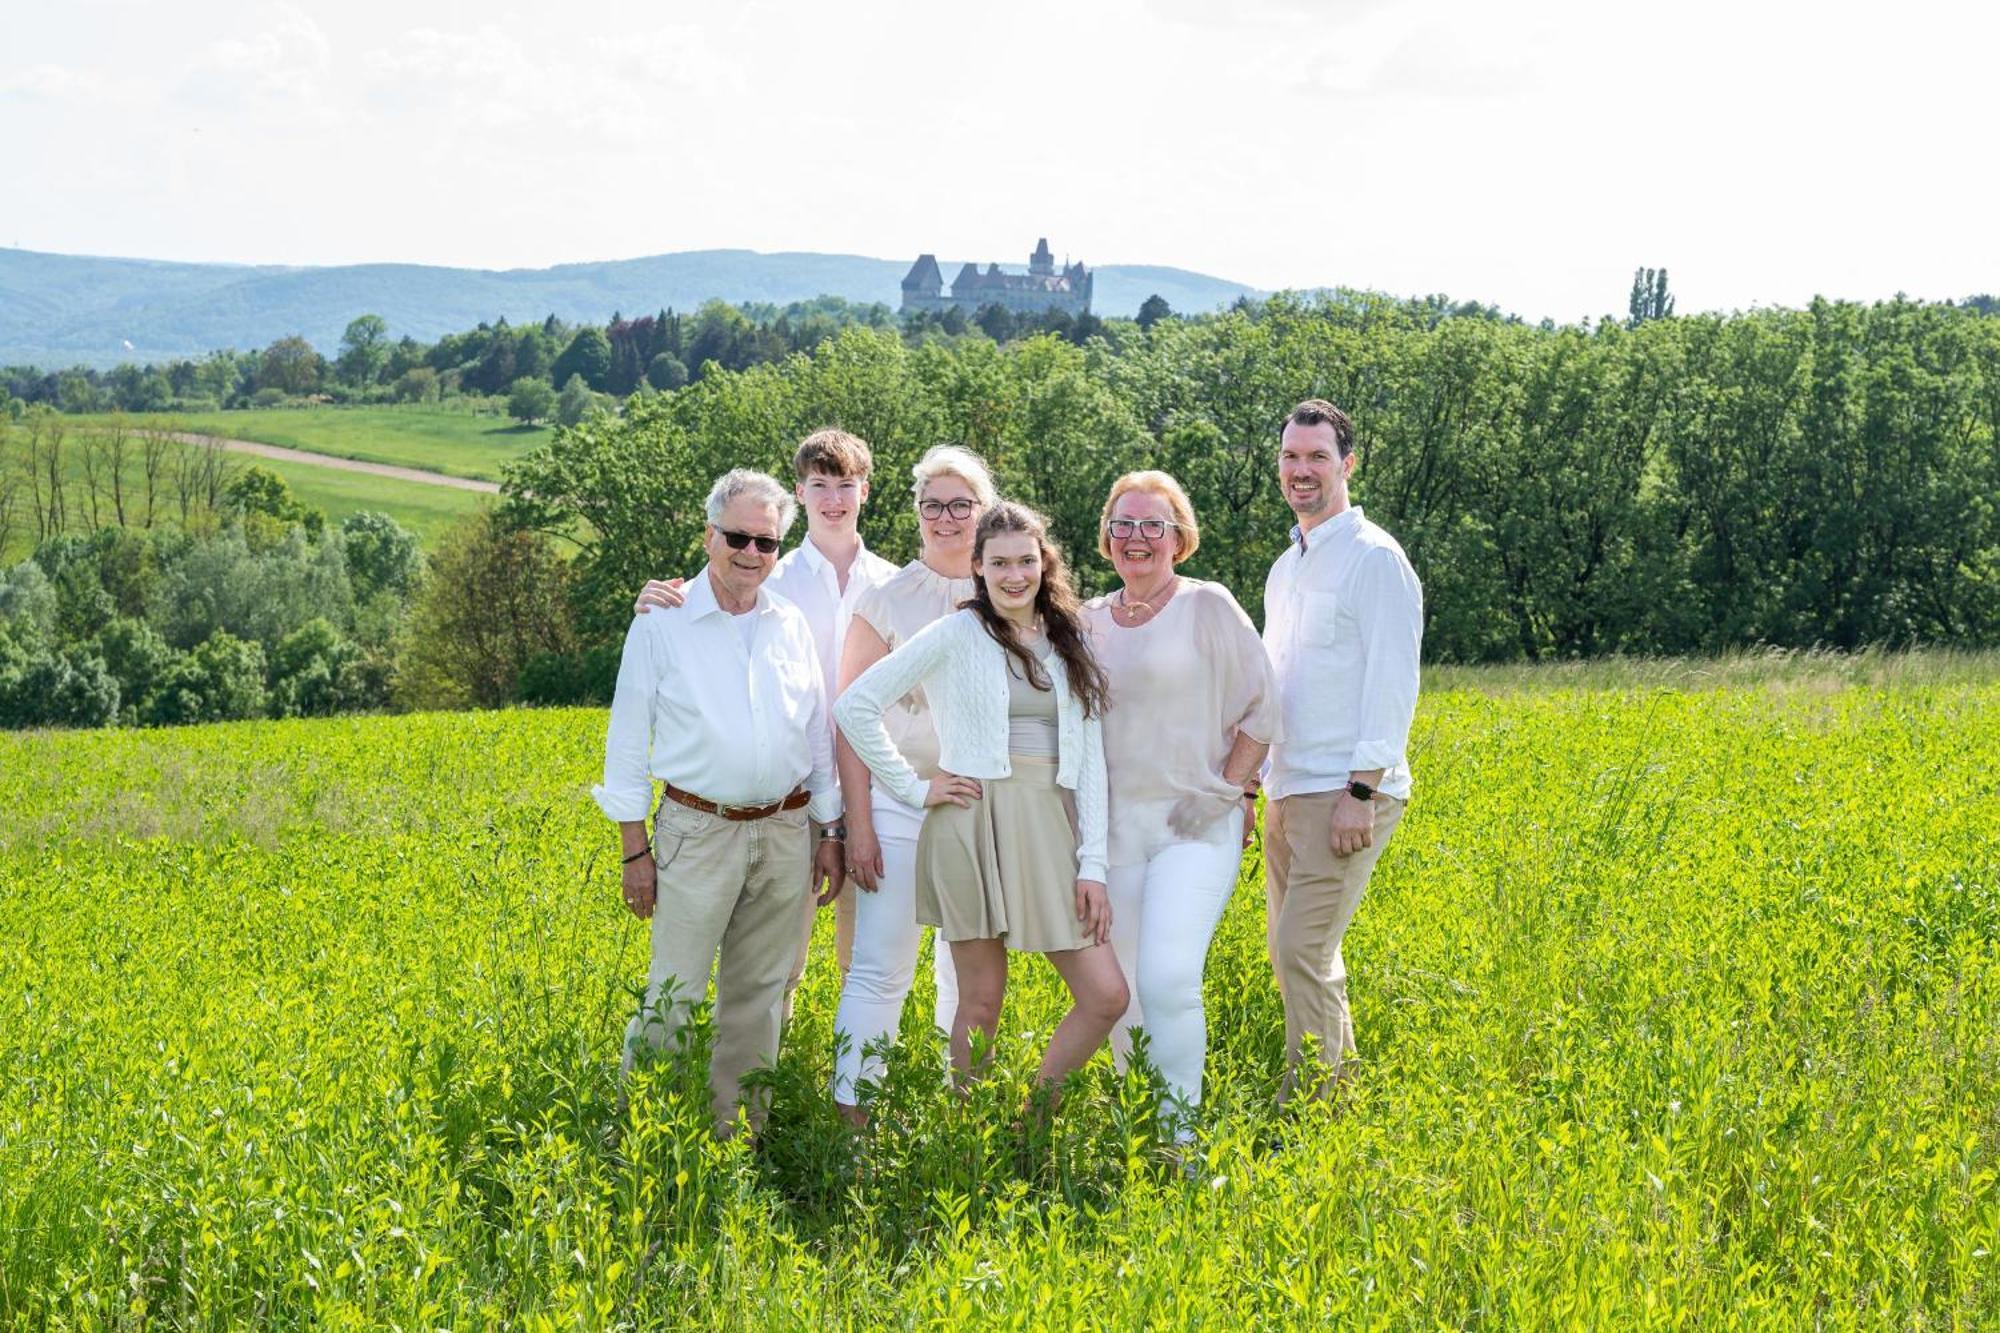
[5,286,1998,730]
[0,294,1152,427]
[505,291,2000,667]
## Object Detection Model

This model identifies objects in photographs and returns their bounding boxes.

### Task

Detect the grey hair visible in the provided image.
[909,444,998,510]
[704,468,798,534]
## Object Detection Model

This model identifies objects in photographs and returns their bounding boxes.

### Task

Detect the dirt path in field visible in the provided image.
[165,432,502,494]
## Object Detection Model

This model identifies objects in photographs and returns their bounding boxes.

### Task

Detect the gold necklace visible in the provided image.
[1115,576,1178,622]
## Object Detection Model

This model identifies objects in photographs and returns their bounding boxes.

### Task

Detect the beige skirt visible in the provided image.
[914,756,1091,954]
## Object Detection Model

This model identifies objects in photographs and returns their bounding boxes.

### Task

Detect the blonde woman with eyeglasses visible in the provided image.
[1084,470,1281,1143]
[824,445,1002,1125]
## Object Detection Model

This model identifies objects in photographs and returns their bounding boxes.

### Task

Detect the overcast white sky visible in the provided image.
[3,0,1993,322]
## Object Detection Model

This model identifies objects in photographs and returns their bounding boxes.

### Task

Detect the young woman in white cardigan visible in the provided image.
[835,501,1128,1097]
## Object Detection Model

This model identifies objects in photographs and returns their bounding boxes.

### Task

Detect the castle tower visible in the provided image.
[1029,237,1055,278]
[901,254,943,308]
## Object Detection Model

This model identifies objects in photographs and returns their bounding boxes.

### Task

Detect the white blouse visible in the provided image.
[1085,579,1281,866]
[834,609,1110,882]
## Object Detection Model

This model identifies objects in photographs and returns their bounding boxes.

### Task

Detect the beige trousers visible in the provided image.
[624,796,812,1135]
[785,873,856,1020]
[1265,790,1406,1099]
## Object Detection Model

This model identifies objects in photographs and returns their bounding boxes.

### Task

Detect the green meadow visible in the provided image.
[0,423,491,562]
[73,405,551,482]
[3,664,1995,1326]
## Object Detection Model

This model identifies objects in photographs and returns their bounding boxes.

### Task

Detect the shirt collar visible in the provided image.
[798,532,871,582]
[1291,505,1364,553]
[686,565,769,620]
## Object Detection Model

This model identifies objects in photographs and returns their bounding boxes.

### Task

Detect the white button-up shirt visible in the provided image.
[593,567,842,824]
[1262,506,1424,801]
[767,534,899,712]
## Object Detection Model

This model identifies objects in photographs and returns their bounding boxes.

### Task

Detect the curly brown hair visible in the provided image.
[964,501,1112,719]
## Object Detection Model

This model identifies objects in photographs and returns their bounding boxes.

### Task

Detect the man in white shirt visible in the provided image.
[598,468,845,1135]
[635,429,899,1002]
[1260,399,1424,1100]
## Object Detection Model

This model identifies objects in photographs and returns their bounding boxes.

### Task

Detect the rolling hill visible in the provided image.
[0,247,1263,369]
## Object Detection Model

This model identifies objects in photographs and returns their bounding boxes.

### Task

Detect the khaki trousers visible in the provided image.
[785,875,856,1020]
[624,796,812,1134]
[1265,790,1406,1099]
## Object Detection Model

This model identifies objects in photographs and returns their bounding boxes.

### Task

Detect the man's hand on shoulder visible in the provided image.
[634,578,687,614]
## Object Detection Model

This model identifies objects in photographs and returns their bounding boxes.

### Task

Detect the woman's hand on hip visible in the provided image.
[924,772,983,809]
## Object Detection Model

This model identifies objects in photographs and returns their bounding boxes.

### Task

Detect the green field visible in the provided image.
[2,675,1996,1325]
[1,423,491,562]
[74,405,552,482]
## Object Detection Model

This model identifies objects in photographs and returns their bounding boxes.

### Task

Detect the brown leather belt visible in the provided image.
[662,783,809,822]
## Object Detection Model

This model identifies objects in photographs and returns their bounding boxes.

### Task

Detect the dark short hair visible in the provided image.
[1282,399,1356,458]
[793,428,873,481]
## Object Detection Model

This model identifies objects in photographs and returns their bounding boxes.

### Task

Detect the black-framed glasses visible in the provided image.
[716,527,780,554]
[1105,517,1181,541]
[918,498,978,521]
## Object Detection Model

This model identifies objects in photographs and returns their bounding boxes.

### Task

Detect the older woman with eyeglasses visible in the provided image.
[827,445,1001,1125]
[1085,470,1280,1143]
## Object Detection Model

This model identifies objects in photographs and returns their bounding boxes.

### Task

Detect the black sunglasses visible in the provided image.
[716,527,780,555]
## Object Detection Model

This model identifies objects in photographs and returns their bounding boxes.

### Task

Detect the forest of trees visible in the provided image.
[0,295,1146,425]
[4,285,1998,729]
[505,290,2000,665]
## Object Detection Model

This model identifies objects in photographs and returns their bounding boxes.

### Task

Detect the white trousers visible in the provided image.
[1107,811,1244,1136]
[830,793,960,1105]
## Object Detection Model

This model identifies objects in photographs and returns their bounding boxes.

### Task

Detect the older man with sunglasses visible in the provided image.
[595,468,845,1136]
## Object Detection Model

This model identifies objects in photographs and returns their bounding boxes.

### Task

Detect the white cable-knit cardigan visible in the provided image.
[834,608,1109,882]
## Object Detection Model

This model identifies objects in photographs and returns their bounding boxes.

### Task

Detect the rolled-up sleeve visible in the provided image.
[1347,546,1424,776]
[592,615,660,822]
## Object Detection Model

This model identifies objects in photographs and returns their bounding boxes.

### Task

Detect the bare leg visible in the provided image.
[1040,942,1131,1091]
[946,938,1008,1081]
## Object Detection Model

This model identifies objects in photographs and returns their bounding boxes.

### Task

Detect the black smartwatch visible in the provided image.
[1345,779,1376,802]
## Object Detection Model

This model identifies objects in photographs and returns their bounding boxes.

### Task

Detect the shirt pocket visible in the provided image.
[1300,589,1342,649]
[771,657,818,715]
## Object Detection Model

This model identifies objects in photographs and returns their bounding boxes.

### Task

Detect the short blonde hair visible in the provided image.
[1097,470,1200,563]
[909,444,998,511]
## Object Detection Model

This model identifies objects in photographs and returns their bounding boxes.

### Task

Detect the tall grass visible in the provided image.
[2,676,1995,1325]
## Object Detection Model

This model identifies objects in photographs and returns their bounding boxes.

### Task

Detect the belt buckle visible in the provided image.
[710,799,744,820]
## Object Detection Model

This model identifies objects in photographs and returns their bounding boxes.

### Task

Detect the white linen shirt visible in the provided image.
[766,534,899,712]
[834,609,1109,882]
[1262,506,1424,802]
[593,567,842,825]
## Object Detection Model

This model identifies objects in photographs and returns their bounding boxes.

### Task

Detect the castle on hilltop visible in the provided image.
[900,239,1093,317]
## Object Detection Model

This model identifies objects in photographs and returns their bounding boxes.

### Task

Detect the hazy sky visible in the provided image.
[4,0,1993,322]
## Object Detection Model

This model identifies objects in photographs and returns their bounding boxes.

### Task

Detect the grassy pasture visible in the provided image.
[1,671,1996,1326]
[0,422,490,562]
[71,406,552,482]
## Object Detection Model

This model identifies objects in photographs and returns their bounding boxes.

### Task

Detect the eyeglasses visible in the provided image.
[1104,517,1181,541]
[715,527,780,554]
[918,498,978,521]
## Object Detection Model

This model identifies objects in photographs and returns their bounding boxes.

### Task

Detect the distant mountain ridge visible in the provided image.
[0,247,1264,369]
